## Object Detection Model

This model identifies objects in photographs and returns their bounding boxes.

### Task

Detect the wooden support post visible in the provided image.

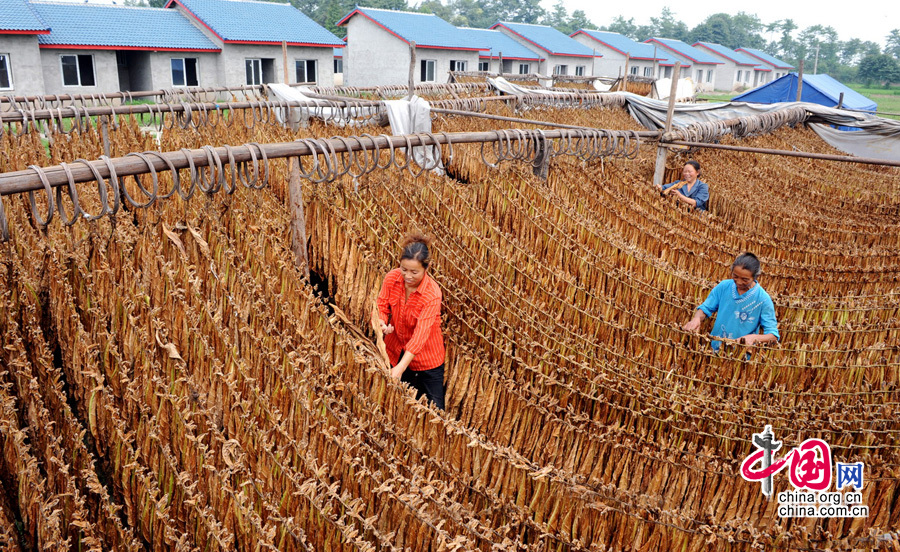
[837,92,844,109]
[653,62,680,189]
[532,133,551,180]
[288,157,310,280]
[408,41,416,99]
[282,41,289,84]
[622,54,631,92]
[499,52,503,75]
[796,60,804,102]
[100,115,111,157]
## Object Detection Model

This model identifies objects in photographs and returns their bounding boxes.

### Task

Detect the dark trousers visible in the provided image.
[400,364,445,410]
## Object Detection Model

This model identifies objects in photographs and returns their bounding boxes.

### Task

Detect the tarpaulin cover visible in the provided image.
[619,92,900,162]
[732,73,876,112]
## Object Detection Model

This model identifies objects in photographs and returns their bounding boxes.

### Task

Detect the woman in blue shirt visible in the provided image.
[656,160,709,211]
[683,253,779,351]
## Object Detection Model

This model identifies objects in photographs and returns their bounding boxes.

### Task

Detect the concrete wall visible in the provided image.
[40,49,119,95]
[344,15,477,86]
[344,15,409,86]
[0,35,45,96]
[217,43,334,87]
[147,51,220,90]
[541,54,592,77]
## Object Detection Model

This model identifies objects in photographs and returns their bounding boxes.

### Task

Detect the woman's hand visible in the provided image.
[380,320,394,335]
[390,365,405,379]
[683,310,706,333]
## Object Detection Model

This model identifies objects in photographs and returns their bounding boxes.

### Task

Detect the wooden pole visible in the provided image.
[652,62,680,189]
[282,41,289,84]
[622,54,631,92]
[499,52,503,75]
[662,139,900,167]
[408,41,416,99]
[796,60,804,102]
[837,92,845,109]
[100,115,111,157]
[288,158,310,279]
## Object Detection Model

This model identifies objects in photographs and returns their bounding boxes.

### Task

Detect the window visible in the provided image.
[518,63,530,74]
[576,66,585,76]
[295,59,317,84]
[449,60,467,72]
[736,70,742,82]
[171,58,199,87]
[246,58,262,85]
[61,54,95,87]
[643,66,653,77]
[420,59,435,82]
[334,58,343,74]
[706,70,713,83]
[553,64,567,75]
[695,69,702,82]
[630,65,639,75]
[478,61,489,72]
[0,54,11,89]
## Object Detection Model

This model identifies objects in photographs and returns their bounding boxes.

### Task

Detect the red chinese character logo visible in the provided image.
[741,427,833,494]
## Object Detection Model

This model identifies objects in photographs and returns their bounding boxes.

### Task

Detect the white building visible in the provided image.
[491,22,597,77]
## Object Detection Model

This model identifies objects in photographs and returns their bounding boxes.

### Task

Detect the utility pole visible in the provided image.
[813,44,820,74]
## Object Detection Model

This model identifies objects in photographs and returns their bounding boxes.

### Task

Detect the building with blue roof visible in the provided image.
[491,22,596,77]
[29,2,219,95]
[337,7,486,86]
[736,48,794,82]
[169,0,344,87]
[458,27,542,74]
[693,42,762,91]
[570,29,671,79]
[0,0,49,95]
[645,37,722,89]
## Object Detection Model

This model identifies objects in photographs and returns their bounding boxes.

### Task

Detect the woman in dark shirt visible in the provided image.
[656,160,710,211]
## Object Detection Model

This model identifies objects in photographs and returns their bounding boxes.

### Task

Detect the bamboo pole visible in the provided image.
[283,41,289,84]
[431,108,662,133]
[661,139,900,168]
[408,41,416,99]
[288,157,310,279]
[652,62,680,189]
[0,129,630,195]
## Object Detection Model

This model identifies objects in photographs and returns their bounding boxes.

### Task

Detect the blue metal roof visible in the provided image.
[459,27,541,60]
[337,7,481,51]
[736,48,793,70]
[732,73,876,111]
[0,0,48,33]
[172,0,343,46]
[30,2,219,50]
[646,37,722,65]
[693,42,759,66]
[571,30,659,60]
[492,22,594,57]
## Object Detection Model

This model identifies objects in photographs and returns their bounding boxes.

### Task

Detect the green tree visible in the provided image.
[858,53,900,87]
[690,13,732,46]
[649,7,688,41]
[604,16,639,39]
[887,29,900,59]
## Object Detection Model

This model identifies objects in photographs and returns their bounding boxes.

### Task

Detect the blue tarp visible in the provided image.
[732,73,876,112]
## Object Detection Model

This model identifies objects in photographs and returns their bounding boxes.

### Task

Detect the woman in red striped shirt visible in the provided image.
[376,233,446,409]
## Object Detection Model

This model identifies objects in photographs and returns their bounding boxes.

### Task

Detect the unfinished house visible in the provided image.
[693,42,762,91]
[491,22,596,77]
[168,0,344,87]
[570,29,670,79]
[0,0,47,96]
[458,27,542,75]
[645,37,721,90]
[338,7,482,87]
[29,1,220,95]
[736,48,794,86]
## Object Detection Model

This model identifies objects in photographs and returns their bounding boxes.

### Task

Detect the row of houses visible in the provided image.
[0,0,344,96]
[0,0,794,97]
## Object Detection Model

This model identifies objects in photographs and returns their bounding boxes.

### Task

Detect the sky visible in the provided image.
[551,0,899,47]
